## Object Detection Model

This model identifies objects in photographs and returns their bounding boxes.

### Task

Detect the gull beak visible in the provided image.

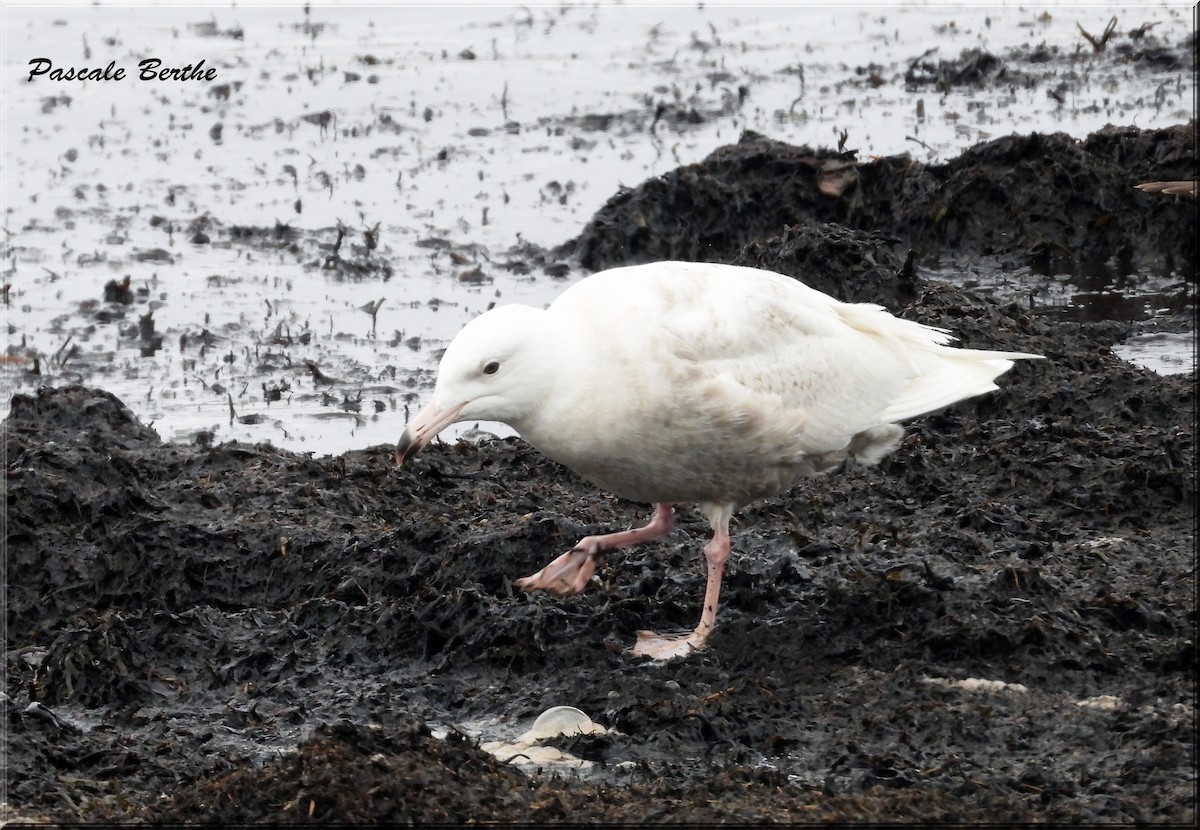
[395,400,467,466]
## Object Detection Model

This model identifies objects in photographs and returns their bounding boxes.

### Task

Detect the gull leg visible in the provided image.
[514,503,675,596]
[632,503,733,661]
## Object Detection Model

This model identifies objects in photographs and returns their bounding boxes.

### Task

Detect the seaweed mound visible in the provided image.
[565,124,1195,275]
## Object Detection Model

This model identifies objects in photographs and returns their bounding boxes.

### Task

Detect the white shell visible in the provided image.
[527,705,596,740]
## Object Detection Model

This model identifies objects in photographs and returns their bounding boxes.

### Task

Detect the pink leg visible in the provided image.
[514,503,675,596]
[632,504,733,661]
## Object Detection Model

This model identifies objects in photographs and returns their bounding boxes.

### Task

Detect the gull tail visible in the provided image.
[877,347,1043,424]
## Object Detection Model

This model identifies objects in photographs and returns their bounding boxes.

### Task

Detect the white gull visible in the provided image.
[396,261,1042,660]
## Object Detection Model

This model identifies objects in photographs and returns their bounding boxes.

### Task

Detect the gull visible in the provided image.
[396,261,1042,660]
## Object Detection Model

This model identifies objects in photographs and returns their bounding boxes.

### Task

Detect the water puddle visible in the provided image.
[926,260,1196,375]
[1112,330,1196,375]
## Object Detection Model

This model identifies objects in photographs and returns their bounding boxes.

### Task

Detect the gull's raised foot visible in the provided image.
[513,543,601,596]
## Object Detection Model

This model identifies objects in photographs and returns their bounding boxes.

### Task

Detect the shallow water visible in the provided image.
[2,2,1193,455]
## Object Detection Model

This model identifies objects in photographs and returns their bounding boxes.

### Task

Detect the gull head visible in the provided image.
[396,304,553,464]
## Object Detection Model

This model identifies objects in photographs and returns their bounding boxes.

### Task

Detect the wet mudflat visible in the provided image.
[3,4,1196,826]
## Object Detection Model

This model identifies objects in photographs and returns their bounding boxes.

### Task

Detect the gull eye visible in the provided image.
[482,361,500,375]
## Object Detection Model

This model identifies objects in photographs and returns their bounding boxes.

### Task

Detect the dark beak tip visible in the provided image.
[394,441,412,467]
[395,430,423,467]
